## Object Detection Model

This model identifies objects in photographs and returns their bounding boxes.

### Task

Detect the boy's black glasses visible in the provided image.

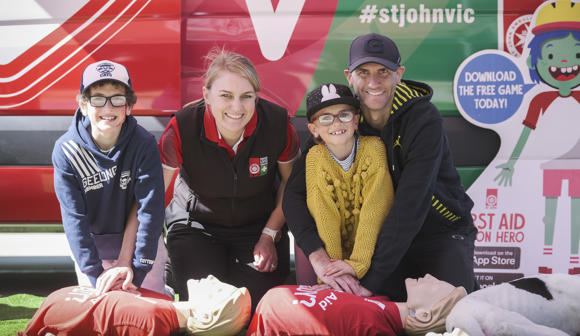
[88,95,127,107]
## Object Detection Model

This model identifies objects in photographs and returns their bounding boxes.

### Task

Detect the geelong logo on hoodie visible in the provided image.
[61,140,117,193]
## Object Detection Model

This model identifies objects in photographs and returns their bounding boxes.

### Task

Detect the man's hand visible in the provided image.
[354,283,373,297]
[323,259,356,278]
[308,248,334,281]
[328,274,361,294]
[253,234,278,272]
[316,273,373,296]
[95,265,137,295]
[309,276,373,297]
[310,283,332,291]
[331,275,374,297]
[309,248,363,294]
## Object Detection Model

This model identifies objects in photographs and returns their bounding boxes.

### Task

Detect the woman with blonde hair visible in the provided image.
[158,49,300,310]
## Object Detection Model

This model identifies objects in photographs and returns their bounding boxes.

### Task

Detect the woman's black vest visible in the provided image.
[175,98,287,231]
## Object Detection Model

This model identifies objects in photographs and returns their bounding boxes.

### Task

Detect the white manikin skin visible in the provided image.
[445,274,580,336]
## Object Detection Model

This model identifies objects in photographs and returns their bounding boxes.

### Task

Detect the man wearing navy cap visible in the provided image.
[284,33,478,300]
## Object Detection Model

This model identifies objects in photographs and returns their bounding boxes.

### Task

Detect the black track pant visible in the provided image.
[166,224,290,311]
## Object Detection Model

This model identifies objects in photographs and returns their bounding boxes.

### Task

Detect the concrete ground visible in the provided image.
[0,232,76,297]
[0,272,77,297]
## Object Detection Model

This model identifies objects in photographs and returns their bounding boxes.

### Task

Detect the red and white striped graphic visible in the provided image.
[0,0,151,109]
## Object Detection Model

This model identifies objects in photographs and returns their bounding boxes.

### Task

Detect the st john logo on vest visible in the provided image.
[249,157,268,177]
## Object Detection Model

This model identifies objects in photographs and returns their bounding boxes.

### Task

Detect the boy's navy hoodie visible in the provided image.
[52,109,165,287]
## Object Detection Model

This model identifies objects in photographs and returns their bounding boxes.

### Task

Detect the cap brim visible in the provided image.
[349,57,399,72]
[307,96,359,121]
[81,78,130,94]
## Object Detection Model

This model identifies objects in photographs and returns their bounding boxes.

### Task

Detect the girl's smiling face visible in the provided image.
[307,104,359,149]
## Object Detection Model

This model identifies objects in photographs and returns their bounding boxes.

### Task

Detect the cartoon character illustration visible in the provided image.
[495,0,580,275]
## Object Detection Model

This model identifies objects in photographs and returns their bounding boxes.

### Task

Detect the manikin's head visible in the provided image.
[403,274,467,336]
[184,275,251,335]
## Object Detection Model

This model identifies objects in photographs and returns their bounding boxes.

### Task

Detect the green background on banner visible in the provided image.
[296,0,498,117]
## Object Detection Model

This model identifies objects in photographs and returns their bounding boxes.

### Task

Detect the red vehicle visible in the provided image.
[0,0,342,225]
[1,0,508,265]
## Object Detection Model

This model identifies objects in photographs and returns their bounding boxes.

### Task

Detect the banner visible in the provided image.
[454,0,580,286]
[0,0,180,115]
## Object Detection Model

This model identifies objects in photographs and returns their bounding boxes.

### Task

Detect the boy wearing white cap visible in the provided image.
[52,60,167,295]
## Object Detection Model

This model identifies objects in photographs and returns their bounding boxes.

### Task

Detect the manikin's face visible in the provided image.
[184,275,250,335]
[202,71,256,139]
[187,275,240,310]
[405,274,456,320]
[80,83,130,137]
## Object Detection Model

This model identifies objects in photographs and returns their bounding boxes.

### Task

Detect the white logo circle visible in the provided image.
[250,163,260,175]
[505,15,532,58]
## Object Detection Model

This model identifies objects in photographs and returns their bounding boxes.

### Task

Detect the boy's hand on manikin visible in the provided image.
[95,266,137,295]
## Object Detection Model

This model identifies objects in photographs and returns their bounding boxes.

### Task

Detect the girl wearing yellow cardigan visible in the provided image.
[305,83,394,280]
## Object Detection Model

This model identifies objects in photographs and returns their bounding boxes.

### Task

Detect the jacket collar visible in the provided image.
[359,80,432,131]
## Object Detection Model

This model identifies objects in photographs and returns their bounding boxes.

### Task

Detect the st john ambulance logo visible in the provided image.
[249,157,269,177]
[249,158,260,177]
[250,162,260,176]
